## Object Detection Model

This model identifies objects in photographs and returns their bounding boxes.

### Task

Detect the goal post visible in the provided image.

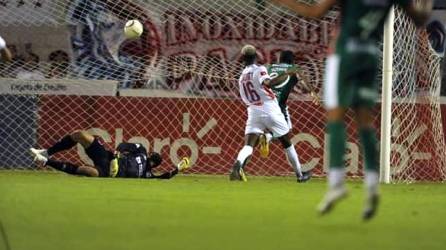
[380,5,395,184]
[385,6,446,182]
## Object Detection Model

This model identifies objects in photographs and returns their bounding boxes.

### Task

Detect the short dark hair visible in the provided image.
[243,54,256,66]
[148,152,162,168]
[279,50,295,64]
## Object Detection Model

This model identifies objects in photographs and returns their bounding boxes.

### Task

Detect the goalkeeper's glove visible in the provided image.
[177,157,191,172]
[109,158,119,177]
[0,36,6,50]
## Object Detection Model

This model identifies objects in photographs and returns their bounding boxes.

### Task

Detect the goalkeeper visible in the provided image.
[30,130,190,179]
[259,50,319,158]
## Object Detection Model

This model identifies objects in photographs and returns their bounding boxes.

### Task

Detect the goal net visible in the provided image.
[0,0,444,182]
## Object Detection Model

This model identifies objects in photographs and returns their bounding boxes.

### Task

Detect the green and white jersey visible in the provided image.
[326,0,412,109]
[267,63,299,110]
[336,0,411,52]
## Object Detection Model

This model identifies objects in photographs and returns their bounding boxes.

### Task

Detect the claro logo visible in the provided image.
[76,114,432,173]
[77,113,220,168]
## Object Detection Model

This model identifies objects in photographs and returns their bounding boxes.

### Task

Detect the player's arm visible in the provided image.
[401,0,433,27]
[0,36,12,62]
[146,157,190,180]
[263,66,298,88]
[295,68,320,105]
[296,68,312,93]
[270,0,337,19]
[264,75,288,87]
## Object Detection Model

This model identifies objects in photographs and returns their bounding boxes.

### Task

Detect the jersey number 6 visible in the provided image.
[242,81,261,103]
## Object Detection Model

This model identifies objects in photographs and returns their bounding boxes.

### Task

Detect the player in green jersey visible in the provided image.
[259,51,319,161]
[271,0,432,220]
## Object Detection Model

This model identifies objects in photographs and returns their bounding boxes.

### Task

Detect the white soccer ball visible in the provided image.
[124,20,144,39]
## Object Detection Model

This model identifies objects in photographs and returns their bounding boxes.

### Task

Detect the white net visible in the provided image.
[389,7,446,182]
[0,0,444,181]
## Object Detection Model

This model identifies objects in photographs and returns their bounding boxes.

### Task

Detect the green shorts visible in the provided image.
[324,48,380,109]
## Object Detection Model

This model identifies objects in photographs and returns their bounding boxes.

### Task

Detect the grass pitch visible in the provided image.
[0,171,445,250]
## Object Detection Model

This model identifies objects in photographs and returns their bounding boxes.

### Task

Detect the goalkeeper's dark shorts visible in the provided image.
[85,137,114,177]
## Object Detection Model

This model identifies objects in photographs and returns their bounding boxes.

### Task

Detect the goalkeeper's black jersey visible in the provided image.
[115,142,177,179]
[116,143,150,178]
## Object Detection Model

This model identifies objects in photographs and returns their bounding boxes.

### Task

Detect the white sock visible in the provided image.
[285,145,302,177]
[328,168,345,189]
[236,145,253,167]
[365,170,379,195]
[265,133,273,144]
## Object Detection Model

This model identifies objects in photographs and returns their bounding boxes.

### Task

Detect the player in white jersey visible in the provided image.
[229,45,311,182]
[0,35,12,62]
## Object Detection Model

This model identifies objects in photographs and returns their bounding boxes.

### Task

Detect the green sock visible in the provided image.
[359,128,379,172]
[327,121,346,169]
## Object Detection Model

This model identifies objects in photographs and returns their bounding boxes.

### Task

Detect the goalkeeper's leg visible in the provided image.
[45,160,99,177]
[355,107,380,221]
[32,130,95,158]
[30,149,99,177]
[31,130,102,177]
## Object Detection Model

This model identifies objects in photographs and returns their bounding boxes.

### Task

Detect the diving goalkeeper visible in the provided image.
[30,130,190,178]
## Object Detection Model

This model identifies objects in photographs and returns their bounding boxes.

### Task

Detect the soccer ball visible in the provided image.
[124,20,144,39]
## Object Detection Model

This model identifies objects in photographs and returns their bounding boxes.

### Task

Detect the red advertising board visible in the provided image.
[37,95,445,180]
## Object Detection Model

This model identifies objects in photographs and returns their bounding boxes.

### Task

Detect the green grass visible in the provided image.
[0,171,445,250]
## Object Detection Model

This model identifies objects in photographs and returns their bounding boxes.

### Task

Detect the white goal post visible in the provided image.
[380,6,395,184]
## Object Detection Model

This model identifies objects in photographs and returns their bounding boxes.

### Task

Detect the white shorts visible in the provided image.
[245,101,290,137]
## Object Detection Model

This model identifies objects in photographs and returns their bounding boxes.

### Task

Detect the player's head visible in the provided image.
[279,50,295,64]
[241,44,257,65]
[148,152,162,168]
